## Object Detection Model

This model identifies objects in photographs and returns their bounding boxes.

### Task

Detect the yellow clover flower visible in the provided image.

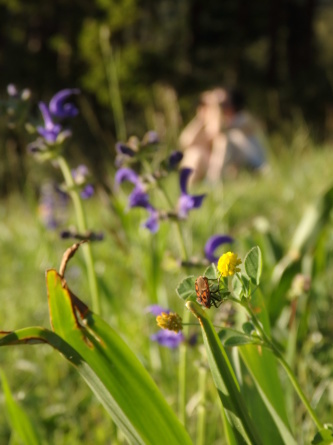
[156,312,183,333]
[217,252,242,277]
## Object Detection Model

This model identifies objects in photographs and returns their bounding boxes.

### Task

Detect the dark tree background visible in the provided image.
[0,0,333,192]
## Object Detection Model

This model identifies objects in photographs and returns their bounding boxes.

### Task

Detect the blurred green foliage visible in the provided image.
[1,0,333,196]
[1,0,333,128]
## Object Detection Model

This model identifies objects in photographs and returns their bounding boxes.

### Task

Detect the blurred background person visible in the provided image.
[207,88,268,181]
[180,88,268,184]
[179,88,225,184]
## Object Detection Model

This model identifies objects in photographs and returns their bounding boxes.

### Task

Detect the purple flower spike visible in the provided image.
[169,150,183,168]
[115,167,140,187]
[177,169,206,218]
[49,89,80,118]
[204,234,234,263]
[146,305,169,316]
[151,330,184,348]
[143,207,159,233]
[81,184,94,199]
[37,102,62,143]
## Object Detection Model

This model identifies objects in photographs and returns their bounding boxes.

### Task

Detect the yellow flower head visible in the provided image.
[156,312,183,333]
[217,252,242,277]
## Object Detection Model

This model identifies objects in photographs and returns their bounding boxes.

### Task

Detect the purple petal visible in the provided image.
[150,330,184,348]
[178,194,194,219]
[142,208,159,233]
[7,84,18,97]
[128,186,150,208]
[38,102,62,143]
[177,193,205,219]
[115,167,139,186]
[115,142,136,157]
[72,165,89,183]
[49,89,80,118]
[37,126,62,143]
[204,234,234,263]
[81,184,94,199]
[39,102,56,130]
[146,305,169,316]
[142,130,159,145]
[169,151,183,168]
[191,194,206,209]
[179,168,193,194]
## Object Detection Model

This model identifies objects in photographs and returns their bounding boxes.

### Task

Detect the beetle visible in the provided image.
[195,275,223,309]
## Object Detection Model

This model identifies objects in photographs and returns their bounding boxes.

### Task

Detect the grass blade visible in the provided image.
[186,301,263,445]
[0,369,41,445]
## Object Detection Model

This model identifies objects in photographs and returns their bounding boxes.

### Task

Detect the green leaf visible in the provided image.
[46,270,192,445]
[218,328,262,347]
[232,274,250,298]
[186,301,263,445]
[244,246,262,285]
[176,275,196,301]
[224,335,262,347]
[203,263,218,279]
[242,322,255,335]
[312,426,333,444]
[238,288,297,445]
[0,369,41,445]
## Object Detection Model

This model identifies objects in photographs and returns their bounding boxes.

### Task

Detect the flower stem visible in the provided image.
[196,366,207,445]
[156,181,190,424]
[57,156,101,314]
[243,302,323,432]
[178,309,189,426]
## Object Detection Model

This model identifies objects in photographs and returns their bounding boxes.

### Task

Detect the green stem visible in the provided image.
[156,180,190,425]
[99,26,127,141]
[57,156,101,314]
[243,302,323,432]
[178,309,189,426]
[157,180,189,260]
[196,366,207,445]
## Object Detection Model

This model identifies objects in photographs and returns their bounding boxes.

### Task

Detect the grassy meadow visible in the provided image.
[1,120,333,444]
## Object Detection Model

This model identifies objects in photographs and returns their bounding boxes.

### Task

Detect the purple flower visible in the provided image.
[128,185,150,208]
[142,207,159,233]
[168,150,183,168]
[49,89,80,118]
[115,167,140,187]
[81,184,94,199]
[177,168,206,219]
[146,305,170,316]
[115,167,160,232]
[151,330,184,348]
[115,142,136,157]
[142,130,159,145]
[115,167,151,208]
[204,234,234,263]
[72,164,90,184]
[37,102,62,143]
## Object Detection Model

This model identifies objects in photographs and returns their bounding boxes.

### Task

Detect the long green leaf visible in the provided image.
[186,301,263,445]
[0,369,41,445]
[237,289,296,445]
[46,269,192,445]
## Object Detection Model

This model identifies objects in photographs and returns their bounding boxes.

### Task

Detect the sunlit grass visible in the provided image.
[1,141,333,443]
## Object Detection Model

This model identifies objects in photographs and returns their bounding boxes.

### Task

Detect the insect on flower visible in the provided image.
[195,276,223,309]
